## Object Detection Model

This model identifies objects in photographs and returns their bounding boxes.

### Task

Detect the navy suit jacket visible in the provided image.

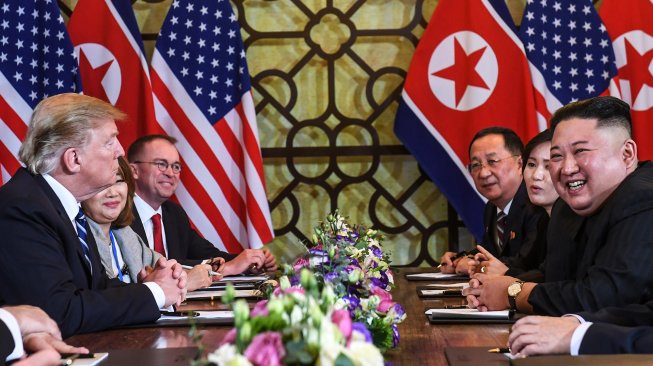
[580,323,653,354]
[480,183,547,278]
[528,161,653,315]
[0,169,159,338]
[130,200,235,266]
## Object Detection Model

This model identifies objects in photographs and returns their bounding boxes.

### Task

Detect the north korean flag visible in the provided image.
[68,0,157,148]
[394,0,538,241]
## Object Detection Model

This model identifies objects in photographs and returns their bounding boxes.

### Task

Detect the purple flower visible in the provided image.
[392,324,400,347]
[331,309,352,339]
[243,331,285,366]
[370,271,389,289]
[391,303,405,320]
[251,300,269,317]
[372,246,383,258]
[324,271,338,283]
[352,322,372,343]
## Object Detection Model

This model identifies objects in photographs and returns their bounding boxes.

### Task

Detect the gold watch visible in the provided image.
[507,281,524,310]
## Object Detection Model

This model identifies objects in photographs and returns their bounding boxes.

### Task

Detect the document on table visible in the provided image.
[215,275,269,283]
[425,308,512,319]
[418,289,462,296]
[158,310,234,322]
[69,352,109,365]
[425,282,470,289]
[405,272,468,280]
[186,289,262,300]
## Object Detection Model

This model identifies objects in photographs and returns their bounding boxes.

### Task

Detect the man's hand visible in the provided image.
[4,305,60,339]
[221,249,276,276]
[462,274,516,311]
[508,316,580,356]
[22,332,88,355]
[467,245,508,276]
[141,257,188,307]
[12,349,61,366]
[186,264,214,292]
[439,252,457,274]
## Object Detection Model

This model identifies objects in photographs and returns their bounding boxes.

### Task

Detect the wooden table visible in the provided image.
[66,268,511,365]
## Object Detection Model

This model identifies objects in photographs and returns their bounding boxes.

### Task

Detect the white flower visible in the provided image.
[207,344,253,366]
[348,339,384,366]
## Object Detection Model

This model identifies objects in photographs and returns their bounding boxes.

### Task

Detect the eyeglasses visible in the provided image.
[468,155,519,174]
[133,160,182,174]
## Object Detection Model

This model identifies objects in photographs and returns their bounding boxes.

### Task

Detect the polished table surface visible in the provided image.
[66,267,510,365]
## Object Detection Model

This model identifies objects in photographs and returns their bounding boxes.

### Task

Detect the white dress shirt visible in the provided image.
[134,194,169,256]
[0,309,23,361]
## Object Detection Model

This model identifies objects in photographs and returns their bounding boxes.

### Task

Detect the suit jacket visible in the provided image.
[0,319,14,364]
[130,200,236,266]
[0,169,160,338]
[88,218,162,283]
[580,323,653,354]
[528,161,653,315]
[480,183,548,277]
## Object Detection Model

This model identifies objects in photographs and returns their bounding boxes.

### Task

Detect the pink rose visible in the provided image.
[293,257,309,272]
[331,309,352,339]
[220,327,237,345]
[251,300,269,317]
[243,331,285,366]
[370,285,394,313]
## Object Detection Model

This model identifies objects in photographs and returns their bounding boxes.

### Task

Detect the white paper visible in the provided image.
[420,289,462,296]
[186,289,261,299]
[425,282,470,289]
[158,310,234,321]
[214,275,268,283]
[424,308,511,319]
[406,272,459,279]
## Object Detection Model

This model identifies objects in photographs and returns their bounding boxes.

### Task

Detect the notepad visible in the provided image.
[425,308,512,319]
[214,275,269,283]
[406,272,459,279]
[425,282,470,289]
[186,289,262,300]
[158,310,234,322]
[70,352,108,366]
[419,289,461,296]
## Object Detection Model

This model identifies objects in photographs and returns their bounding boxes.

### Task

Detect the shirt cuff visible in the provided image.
[0,308,24,361]
[143,282,166,310]
[569,321,593,356]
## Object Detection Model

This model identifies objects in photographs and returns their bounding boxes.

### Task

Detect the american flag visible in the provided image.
[150,0,274,253]
[0,0,81,183]
[519,0,617,128]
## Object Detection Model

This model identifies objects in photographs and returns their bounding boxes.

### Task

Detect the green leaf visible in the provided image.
[334,353,356,366]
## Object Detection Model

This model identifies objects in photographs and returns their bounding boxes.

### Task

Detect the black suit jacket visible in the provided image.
[0,319,14,364]
[580,323,653,354]
[480,183,548,278]
[0,169,159,338]
[131,200,236,266]
[528,161,653,315]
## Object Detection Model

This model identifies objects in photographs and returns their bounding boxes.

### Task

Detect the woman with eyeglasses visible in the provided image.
[468,130,557,279]
[81,156,219,290]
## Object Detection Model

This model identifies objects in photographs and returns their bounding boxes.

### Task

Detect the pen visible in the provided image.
[60,353,95,366]
[181,264,221,277]
[444,304,468,309]
[160,310,200,317]
[487,347,511,353]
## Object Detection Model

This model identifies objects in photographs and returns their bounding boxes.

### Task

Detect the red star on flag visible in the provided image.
[618,38,653,102]
[432,37,489,107]
[78,50,114,103]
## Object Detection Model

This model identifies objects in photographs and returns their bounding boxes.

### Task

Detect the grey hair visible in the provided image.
[18,93,125,174]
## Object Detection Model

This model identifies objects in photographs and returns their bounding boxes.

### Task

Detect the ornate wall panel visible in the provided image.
[58,0,563,266]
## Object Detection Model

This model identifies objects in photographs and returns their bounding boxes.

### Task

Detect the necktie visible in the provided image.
[151,213,166,257]
[75,208,93,274]
[496,211,507,253]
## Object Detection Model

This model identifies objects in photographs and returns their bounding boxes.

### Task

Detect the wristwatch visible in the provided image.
[507,280,524,310]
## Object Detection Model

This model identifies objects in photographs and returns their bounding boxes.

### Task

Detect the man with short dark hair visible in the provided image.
[464,96,653,316]
[440,127,545,277]
[127,135,277,277]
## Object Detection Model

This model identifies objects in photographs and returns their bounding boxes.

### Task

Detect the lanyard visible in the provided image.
[109,230,125,282]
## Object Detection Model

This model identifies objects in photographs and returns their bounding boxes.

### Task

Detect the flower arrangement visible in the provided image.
[287,211,406,352]
[208,270,384,366]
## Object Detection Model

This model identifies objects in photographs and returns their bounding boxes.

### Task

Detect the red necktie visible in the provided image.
[151,213,166,257]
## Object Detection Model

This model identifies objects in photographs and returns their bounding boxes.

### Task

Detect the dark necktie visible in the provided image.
[151,213,166,257]
[75,208,93,274]
[496,211,507,253]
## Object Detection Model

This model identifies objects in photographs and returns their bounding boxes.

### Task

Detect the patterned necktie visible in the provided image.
[151,213,166,257]
[75,208,93,274]
[496,211,507,253]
